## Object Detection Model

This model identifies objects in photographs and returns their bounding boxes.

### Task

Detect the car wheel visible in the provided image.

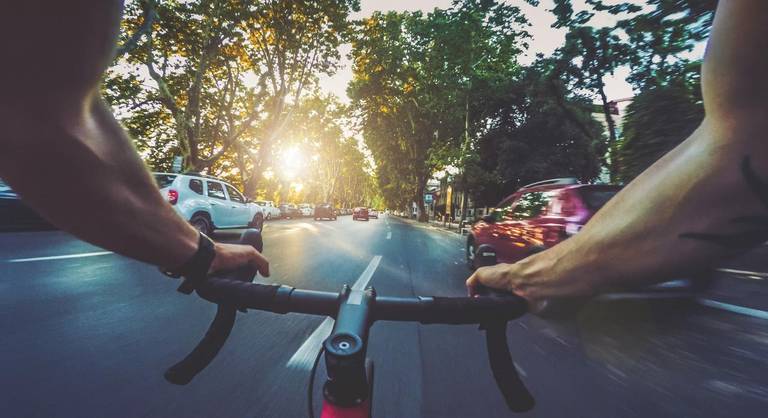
[190,214,212,236]
[249,213,264,231]
[466,238,477,270]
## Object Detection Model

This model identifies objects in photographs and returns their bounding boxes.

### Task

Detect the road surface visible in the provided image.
[1,215,766,417]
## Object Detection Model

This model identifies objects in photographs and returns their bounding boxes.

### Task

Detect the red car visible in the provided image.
[352,207,369,221]
[467,178,620,269]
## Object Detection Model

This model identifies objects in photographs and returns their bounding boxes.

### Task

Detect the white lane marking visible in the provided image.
[286,255,383,370]
[285,317,335,370]
[716,268,768,280]
[513,362,527,378]
[352,255,382,290]
[697,298,768,320]
[386,232,392,240]
[4,251,113,263]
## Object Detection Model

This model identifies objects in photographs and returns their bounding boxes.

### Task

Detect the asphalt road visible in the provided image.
[1,215,767,417]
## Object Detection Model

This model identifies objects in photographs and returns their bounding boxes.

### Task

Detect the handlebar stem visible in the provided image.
[322,285,374,407]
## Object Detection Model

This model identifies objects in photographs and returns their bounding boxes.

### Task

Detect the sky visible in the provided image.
[319,0,705,104]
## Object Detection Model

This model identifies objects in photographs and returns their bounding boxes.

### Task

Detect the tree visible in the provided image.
[616,0,716,89]
[348,11,433,216]
[349,1,529,220]
[617,79,703,182]
[107,0,359,191]
[424,0,530,222]
[243,0,360,193]
[549,0,636,178]
[465,59,605,206]
[108,0,270,173]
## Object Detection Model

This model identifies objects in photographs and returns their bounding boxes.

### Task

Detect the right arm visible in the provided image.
[468,0,768,301]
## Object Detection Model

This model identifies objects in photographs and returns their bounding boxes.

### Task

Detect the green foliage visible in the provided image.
[546,0,716,180]
[617,80,704,182]
[465,60,605,206]
[617,0,716,89]
[101,0,718,212]
[348,0,530,216]
[107,0,359,184]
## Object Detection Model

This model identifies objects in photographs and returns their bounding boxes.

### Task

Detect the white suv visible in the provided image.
[154,172,264,236]
[253,200,281,220]
[298,203,313,217]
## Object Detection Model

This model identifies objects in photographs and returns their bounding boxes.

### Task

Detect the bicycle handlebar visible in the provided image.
[165,229,535,412]
[192,278,528,323]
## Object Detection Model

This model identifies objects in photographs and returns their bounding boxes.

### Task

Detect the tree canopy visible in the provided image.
[101,0,718,217]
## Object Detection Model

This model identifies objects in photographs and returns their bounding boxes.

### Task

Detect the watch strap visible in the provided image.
[161,232,216,294]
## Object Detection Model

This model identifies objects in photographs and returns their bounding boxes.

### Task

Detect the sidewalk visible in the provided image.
[393,215,470,235]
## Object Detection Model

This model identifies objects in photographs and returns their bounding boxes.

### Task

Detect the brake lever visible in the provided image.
[476,285,535,412]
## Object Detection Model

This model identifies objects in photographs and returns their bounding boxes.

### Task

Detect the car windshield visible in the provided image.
[153,174,177,189]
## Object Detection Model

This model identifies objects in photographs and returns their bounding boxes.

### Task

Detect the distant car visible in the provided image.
[0,179,53,230]
[467,178,619,269]
[279,203,300,219]
[369,209,378,219]
[253,200,281,220]
[352,207,369,221]
[298,203,313,217]
[314,203,337,221]
[153,172,264,236]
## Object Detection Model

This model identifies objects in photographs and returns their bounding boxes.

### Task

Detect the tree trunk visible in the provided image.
[415,177,427,222]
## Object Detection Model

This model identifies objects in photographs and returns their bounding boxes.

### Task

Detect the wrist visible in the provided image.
[508,246,597,300]
[161,231,216,294]
[164,225,201,271]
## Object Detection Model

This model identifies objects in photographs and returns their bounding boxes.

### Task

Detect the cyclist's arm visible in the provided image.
[468,0,768,302]
[0,1,268,275]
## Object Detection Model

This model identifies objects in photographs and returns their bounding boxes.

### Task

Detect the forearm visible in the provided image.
[501,0,768,300]
[509,121,768,300]
[0,95,198,268]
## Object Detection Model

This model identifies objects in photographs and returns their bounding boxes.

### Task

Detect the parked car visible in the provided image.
[0,179,53,230]
[254,200,281,220]
[369,209,378,219]
[153,172,264,236]
[279,203,300,219]
[352,207,369,221]
[467,178,620,269]
[314,203,337,221]
[298,203,313,217]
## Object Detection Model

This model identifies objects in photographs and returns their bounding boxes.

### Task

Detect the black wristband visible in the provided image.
[161,232,216,294]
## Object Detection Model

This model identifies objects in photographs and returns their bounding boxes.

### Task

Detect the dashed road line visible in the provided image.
[698,298,768,320]
[4,251,113,263]
[286,255,382,370]
[386,232,392,240]
[716,268,768,280]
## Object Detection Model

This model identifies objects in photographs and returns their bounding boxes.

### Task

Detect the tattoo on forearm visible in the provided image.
[679,156,768,250]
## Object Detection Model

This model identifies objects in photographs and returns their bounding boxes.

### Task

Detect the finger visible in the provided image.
[466,273,478,297]
[250,249,270,277]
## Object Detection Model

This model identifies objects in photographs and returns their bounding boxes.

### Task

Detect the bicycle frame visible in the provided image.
[321,400,371,418]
